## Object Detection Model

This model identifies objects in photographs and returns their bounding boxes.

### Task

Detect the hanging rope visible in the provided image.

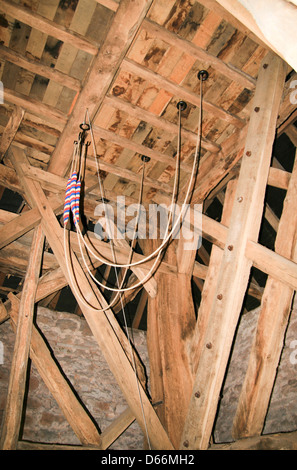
[62,70,208,450]
[63,70,207,305]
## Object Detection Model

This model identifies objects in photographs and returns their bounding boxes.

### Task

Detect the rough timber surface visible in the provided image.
[0,0,296,452]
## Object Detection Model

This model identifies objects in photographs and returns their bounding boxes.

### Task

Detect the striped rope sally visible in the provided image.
[63,171,81,228]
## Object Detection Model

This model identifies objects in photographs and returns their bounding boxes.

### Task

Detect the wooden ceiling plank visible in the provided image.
[48,0,155,177]
[0,225,44,450]
[0,0,98,56]
[142,18,256,90]
[87,151,175,193]
[8,0,60,99]
[4,88,67,126]
[9,146,173,450]
[195,0,269,49]
[7,293,102,447]
[12,132,55,156]
[0,44,81,92]
[91,124,192,173]
[41,0,99,112]
[94,0,119,12]
[215,0,297,71]
[123,58,246,129]
[180,52,286,450]
[104,94,221,154]
[232,148,297,439]
[0,106,24,161]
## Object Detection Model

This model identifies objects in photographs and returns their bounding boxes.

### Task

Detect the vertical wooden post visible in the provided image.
[0,106,24,161]
[146,233,197,449]
[9,147,173,450]
[180,52,287,450]
[0,225,44,450]
[132,289,148,329]
[232,148,297,439]
[8,294,102,447]
[191,178,238,374]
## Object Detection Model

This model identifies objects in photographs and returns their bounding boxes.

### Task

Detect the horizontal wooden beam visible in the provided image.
[11,131,55,156]
[91,124,192,174]
[0,44,81,92]
[142,18,256,90]
[233,148,297,440]
[210,430,297,450]
[180,52,286,450]
[215,0,296,71]
[122,58,246,129]
[17,427,297,450]
[0,0,98,55]
[104,94,221,154]
[48,0,154,177]
[1,156,296,293]
[0,206,41,250]
[3,88,67,126]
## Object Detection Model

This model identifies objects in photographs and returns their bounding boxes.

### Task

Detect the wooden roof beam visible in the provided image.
[0,107,24,162]
[4,88,67,126]
[180,52,287,450]
[9,146,173,450]
[0,0,98,56]
[211,429,297,450]
[190,178,237,374]
[48,0,155,177]
[122,58,246,129]
[104,94,221,154]
[196,0,269,49]
[90,125,193,174]
[214,0,297,71]
[7,293,102,447]
[142,18,256,90]
[0,44,82,92]
[232,148,297,439]
[0,226,44,450]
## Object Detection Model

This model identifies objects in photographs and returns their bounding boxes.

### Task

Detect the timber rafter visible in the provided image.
[0,0,297,452]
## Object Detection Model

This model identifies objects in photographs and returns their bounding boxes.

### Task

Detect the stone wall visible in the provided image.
[1,300,297,449]
[0,306,149,450]
[214,298,297,442]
